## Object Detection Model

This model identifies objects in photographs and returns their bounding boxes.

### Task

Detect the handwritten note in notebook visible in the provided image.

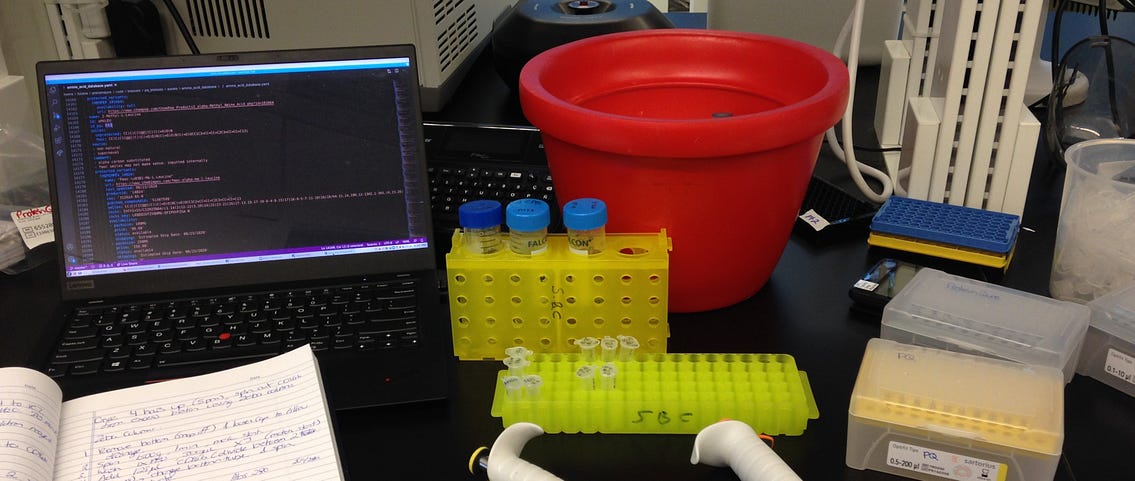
[1,345,344,481]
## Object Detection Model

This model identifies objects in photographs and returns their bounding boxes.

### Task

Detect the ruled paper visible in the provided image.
[53,345,344,481]
[0,367,63,481]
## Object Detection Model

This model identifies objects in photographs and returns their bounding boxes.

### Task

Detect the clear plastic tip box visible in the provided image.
[847,339,1064,481]
[446,230,671,360]
[881,268,1089,383]
[1079,283,1135,398]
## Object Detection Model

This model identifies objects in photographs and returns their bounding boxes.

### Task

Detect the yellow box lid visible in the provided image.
[867,232,1013,269]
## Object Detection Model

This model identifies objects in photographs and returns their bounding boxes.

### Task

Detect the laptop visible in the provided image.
[34,45,450,409]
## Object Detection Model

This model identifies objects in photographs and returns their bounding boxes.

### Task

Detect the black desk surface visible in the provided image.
[3,45,1134,481]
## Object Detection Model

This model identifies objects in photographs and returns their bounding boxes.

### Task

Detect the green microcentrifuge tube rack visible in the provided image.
[489,338,819,435]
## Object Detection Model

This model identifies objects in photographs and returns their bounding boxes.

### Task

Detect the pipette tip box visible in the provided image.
[868,196,1020,269]
[1079,283,1135,398]
[881,268,1090,383]
[847,339,1064,481]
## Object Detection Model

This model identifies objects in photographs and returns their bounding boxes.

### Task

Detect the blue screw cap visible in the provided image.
[506,199,551,232]
[459,200,503,229]
[563,198,607,230]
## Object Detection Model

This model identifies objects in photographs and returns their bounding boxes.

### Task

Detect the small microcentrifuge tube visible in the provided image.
[503,356,529,377]
[576,336,600,361]
[458,200,503,255]
[563,198,608,255]
[504,346,533,360]
[600,336,619,362]
[506,198,550,255]
[617,335,639,361]
[502,375,523,401]
[523,375,543,400]
[599,363,617,390]
[576,365,596,390]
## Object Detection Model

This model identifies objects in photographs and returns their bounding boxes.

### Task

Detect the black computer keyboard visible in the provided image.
[423,122,561,257]
[45,279,422,378]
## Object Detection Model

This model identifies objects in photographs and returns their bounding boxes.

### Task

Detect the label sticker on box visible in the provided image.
[1105,348,1135,385]
[887,441,1007,481]
[798,209,830,232]
[10,205,54,249]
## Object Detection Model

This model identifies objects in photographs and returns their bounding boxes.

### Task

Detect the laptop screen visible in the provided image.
[38,46,436,300]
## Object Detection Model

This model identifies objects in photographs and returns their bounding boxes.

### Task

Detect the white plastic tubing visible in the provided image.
[826,0,899,202]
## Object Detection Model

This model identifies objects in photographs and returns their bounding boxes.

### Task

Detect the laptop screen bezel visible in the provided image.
[36,45,438,302]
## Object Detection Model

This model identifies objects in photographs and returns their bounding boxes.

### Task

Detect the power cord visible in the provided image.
[159,0,199,54]
[1045,0,1133,167]
[825,0,897,203]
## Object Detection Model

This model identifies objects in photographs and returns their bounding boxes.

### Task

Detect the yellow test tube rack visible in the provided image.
[446,229,671,360]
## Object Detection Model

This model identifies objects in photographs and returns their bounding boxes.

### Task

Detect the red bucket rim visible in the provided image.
[519,28,850,158]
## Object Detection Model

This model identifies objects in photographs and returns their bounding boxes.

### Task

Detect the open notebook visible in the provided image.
[0,345,347,480]
[33,45,450,409]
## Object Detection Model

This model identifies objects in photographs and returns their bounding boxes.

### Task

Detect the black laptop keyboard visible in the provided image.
[428,164,557,228]
[45,279,422,379]
[423,122,562,258]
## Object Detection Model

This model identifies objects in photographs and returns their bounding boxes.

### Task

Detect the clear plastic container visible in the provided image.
[458,200,503,255]
[0,124,51,274]
[847,339,1064,481]
[1079,282,1135,398]
[505,198,549,255]
[563,198,607,255]
[881,268,1090,383]
[1050,139,1135,303]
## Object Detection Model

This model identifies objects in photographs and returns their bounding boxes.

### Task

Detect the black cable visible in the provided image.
[1047,0,1071,171]
[1098,1,1123,129]
[827,133,903,154]
[1047,56,1084,167]
[159,0,199,54]
[853,145,903,153]
[1052,0,1069,87]
[1099,0,1112,36]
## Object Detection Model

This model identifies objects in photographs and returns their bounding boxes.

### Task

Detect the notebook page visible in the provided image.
[0,367,63,481]
[53,345,344,481]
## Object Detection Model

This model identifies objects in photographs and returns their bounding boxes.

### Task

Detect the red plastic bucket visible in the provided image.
[519,29,849,312]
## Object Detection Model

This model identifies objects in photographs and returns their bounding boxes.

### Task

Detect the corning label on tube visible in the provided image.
[1105,348,1135,385]
[885,441,1007,481]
